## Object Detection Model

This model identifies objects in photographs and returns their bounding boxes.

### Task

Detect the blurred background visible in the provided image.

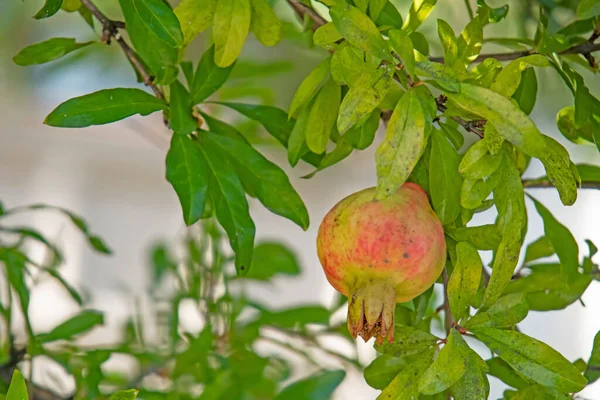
[1,0,600,398]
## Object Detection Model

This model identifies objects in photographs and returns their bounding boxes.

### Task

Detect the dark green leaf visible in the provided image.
[429,129,462,225]
[472,328,588,393]
[191,45,234,104]
[419,330,469,394]
[403,0,437,34]
[529,195,579,283]
[524,236,555,264]
[306,78,341,154]
[111,389,139,400]
[345,109,380,150]
[261,306,330,328]
[203,132,309,229]
[34,0,63,19]
[244,242,300,280]
[375,91,426,198]
[249,0,281,46]
[329,4,392,62]
[289,58,331,119]
[302,138,354,178]
[486,357,529,390]
[7,370,28,400]
[375,1,403,29]
[585,330,600,383]
[513,68,538,115]
[13,38,92,66]
[37,310,103,343]
[274,370,345,400]
[288,105,310,167]
[166,135,209,226]
[174,0,216,46]
[45,269,84,305]
[44,88,166,128]
[364,355,406,390]
[180,61,194,86]
[212,0,251,67]
[0,227,62,263]
[376,326,439,357]
[133,0,183,47]
[170,80,197,135]
[4,251,30,317]
[197,136,255,275]
[465,293,529,329]
[448,242,482,322]
[577,0,600,19]
[200,111,247,142]
[379,349,435,398]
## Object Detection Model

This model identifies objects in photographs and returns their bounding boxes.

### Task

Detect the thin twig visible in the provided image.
[463,0,474,20]
[79,0,165,101]
[287,0,326,30]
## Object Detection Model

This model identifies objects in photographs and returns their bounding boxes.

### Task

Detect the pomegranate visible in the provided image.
[317,183,446,344]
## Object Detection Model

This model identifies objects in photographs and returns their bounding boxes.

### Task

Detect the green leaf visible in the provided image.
[465,293,529,329]
[419,330,469,394]
[13,38,92,66]
[491,55,549,99]
[330,43,372,87]
[448,224,502,251]
[174,0,216,46]
[577,163,600,181]
[450,353,490,400]
[213,0,251,67]
[306,78,341,154]
[170,81,197,135]
[6,370,28,400]
[511,385,570,400]
[513,68,538,115]
[472,328,588,393]
[437,19,458,69]
[203,131,309,229]
[376,326,439,357]
[416,61,461,92]
[528,195,579,283]
[4,252,30,317]
[482,154,526,307]
[191,45,234,104]
[34,0,63,19]
[289,58,331,119]
[429,129,462,225]
[197,136,255,274]
[364,355,407,390]
[166,135,209,226]
[389,29,415,78]
[287,105,310,167]
[345,109,380,150]
[249,0,281,46]
[375,1,403,29]
[212,102,323,166]
[577,0,600,19]
[378,349,435,399]
[37,310,103,343]
[459,140,502,180]
[275,370,345,400]
[403,0,437,34]
[133,0,183,47]
[486,357,529,390]
[585,330,600,383]
[330,4,392,62]
[313,22,343,48]
[261,306,331,328]
[375,91,426,198]
[302,138,354,178]
[111,389,139,400]
[524,236,555,264]
[44,88,166,128]
[244,242,300,280]
[439,121,464,150]
[337,67,391,134]
[448,242,482,322]
[460,172,501,210]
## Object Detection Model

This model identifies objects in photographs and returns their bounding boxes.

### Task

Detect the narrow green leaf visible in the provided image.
[306,78,341,154]
[34,0,63,19]
[585,330,600,383]
[191,45,235,104]
[44,88,166,128]
[330,4,392,62]
[528,195,579,283]
[465,293,529,329]
[429,129,462,225]
[472,328,588,393]
[448,242,482,322]
[197,136,255,274]
[3,251,30,316]
[375,91,426,198]
[577,0,600,19]
[37,310,103,343]
[244,242,300,280]
[403,0,437,34]
[111,389,139,400]
[513,68,538,115]
[302,138,354,178]
[419,330,468,394]
[486,357,529,390]
[337,67,391,134]
[249,0,281,46]
[261,306,331,327]
[288,105,310,167]
[13,38,92,66]
[133,0,183,47]
[174,0,217,46]
[375,1,403,29]
[376,326,439,357]
[437,19,458,68]
[456,9,487,64]
[378,349,435,399]
[524,236,555,264]
[170,80,197,135]
[275,370,345,400]
[389,29,415,78]
[213,0,251,67]
[203,132,309,230]
[7,370,28,400]
[166,135,209,226]
[180,61,194,86]
[289,58,331,119]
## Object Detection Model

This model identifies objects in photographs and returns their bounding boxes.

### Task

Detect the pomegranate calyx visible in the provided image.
[347,279,395,345]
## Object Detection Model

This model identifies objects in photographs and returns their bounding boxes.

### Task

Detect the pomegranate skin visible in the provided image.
[317,183,446,344]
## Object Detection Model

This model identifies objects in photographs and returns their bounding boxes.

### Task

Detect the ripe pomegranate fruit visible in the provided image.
[317,183,446,344]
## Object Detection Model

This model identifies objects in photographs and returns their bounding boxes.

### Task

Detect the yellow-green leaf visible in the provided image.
[289,58,331,119]
[448,242,482,322]
[250,0,281,46]
[175,0,217,46]
[213,0,251,67]
[305,78,341,154]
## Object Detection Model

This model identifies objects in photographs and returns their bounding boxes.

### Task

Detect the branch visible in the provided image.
[523,180,600,189]
[79,0,165,101]
[287,0,326,31]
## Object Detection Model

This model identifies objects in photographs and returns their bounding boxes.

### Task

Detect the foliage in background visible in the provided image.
[6,0,600,398]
